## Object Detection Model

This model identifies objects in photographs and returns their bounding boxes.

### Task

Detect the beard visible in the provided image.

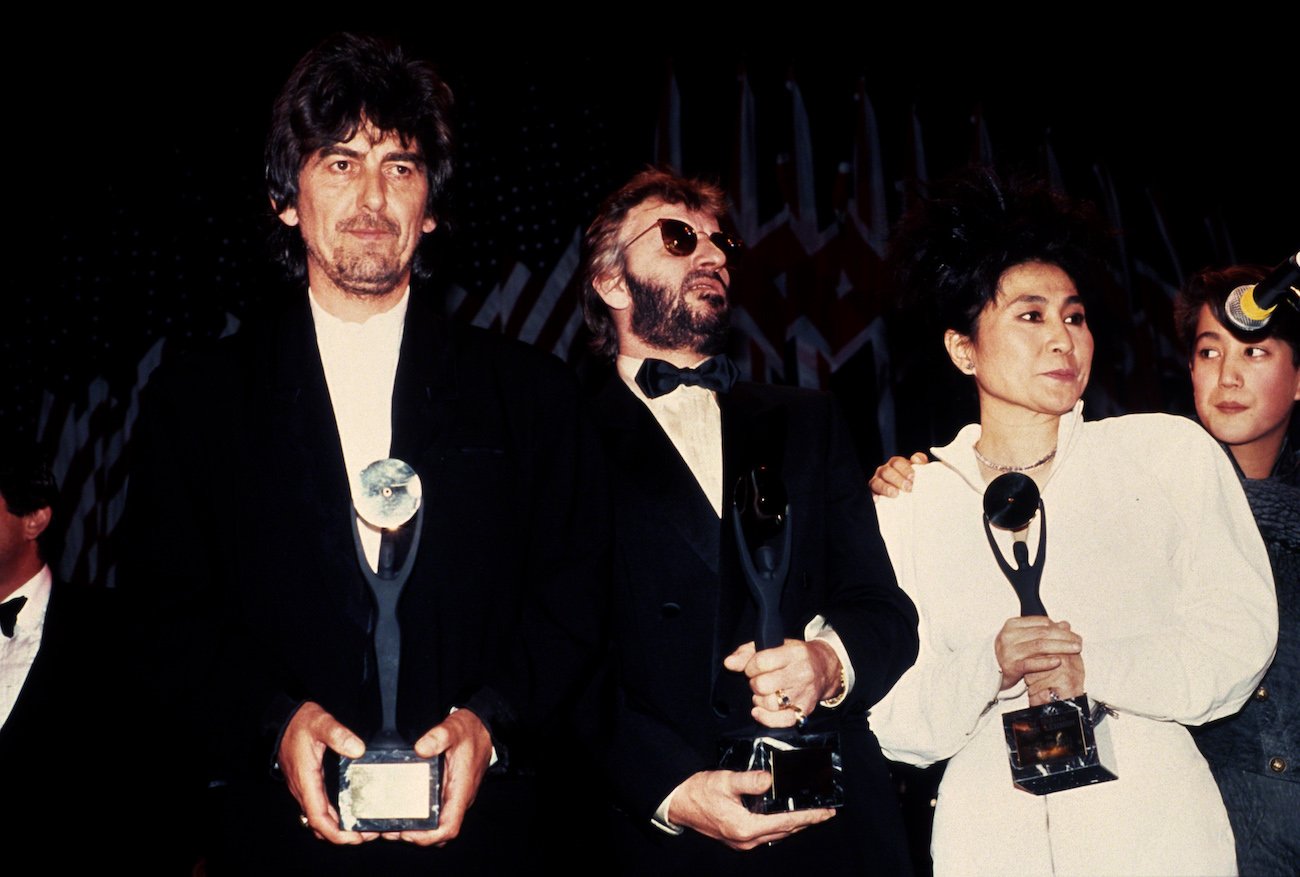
[626,269,730,355]
[309,214,411,297]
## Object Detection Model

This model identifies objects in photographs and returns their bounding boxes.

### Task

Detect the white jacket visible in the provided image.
[872,403,1277,876]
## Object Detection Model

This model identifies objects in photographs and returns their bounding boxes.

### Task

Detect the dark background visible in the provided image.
[8,27,1296,586]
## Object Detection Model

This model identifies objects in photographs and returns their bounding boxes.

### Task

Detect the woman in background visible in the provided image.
[868,170,1276,876]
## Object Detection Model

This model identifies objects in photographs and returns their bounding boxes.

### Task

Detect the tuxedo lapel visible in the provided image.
[389,293,455,470]
[0,592,58,749]
[594,377,721,576]
[260,295,366,623]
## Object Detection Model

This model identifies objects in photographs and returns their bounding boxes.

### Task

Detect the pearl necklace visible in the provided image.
[973,445,1057,472]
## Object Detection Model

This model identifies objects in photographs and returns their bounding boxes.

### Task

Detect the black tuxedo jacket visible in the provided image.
[590,373,918,873]
[0,579,138,864]
[124,291,603,869]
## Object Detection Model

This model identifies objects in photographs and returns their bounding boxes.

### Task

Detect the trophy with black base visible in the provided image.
[336,458,442,831]
[983,472,1118,796]
[717,463,844,814]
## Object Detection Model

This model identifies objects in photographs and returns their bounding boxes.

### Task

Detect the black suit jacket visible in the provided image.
[590,373,918,873]
[124,291,603,870]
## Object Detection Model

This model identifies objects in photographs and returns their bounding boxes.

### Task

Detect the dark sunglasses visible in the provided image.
[624,218,744,266]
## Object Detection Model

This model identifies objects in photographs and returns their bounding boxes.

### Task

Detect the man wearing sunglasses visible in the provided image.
[581,169,918,873]
[124,34,602,873]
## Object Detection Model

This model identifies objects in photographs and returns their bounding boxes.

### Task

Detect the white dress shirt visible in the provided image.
[0,565,53,728]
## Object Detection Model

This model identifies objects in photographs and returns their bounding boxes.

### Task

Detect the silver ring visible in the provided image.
[299,814,310,828]
[1049,690,1061,702]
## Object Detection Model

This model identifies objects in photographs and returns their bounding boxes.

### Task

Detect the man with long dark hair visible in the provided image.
[126,34,601,872]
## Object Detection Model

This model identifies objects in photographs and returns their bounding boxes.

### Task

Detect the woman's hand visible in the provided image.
[994,617,1082,692]
[1025,651,1086,706]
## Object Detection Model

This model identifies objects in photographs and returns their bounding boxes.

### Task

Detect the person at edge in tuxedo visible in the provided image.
[870,255,1290,874]
[0,438,135,865]
[123,34,603,874]
[578,168,919,875]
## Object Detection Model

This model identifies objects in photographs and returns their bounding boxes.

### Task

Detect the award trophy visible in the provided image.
[983,473,1118,795]
[336,458,442,831]
[717,464,844,814]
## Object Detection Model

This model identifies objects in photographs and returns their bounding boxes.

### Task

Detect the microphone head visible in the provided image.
[1224,284,1274,332]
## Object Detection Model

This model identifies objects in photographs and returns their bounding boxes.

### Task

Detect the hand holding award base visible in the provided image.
[337,458,442,831]
[718,465,844,814]
[983,473,1118,796]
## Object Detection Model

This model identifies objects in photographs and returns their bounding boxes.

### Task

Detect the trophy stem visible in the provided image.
[351,503,425,744]
[371,573,404,743]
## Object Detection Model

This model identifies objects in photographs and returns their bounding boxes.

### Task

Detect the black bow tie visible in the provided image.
[635,356,739,399]
[0,596,27,638]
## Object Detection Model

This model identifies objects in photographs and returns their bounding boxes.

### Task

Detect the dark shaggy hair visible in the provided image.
[889,169,1110,340]
[1174,264,1300,366]
[581,168,728,359]
[265,33,454,282]
[0,438,59,563]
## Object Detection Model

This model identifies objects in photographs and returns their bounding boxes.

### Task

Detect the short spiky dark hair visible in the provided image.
[889,169,1109,340]
[265,33,454,282]
[581,168,728,358]
[1174,264,1300,366]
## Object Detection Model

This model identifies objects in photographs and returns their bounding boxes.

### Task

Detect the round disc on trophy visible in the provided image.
[983,472,1040,530]
[354,459,423,529]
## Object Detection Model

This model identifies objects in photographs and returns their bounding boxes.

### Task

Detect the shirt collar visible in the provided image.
[5,564,52,629]
[931,400,1085,494]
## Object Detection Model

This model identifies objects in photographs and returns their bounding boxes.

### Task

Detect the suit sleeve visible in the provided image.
[463,356,608,751]
[818,398,920,711]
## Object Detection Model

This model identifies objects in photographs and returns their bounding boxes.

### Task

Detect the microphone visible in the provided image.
[1224,251,1300,331]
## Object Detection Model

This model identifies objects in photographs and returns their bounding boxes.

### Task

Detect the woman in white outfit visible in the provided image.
[870,172,1277,876]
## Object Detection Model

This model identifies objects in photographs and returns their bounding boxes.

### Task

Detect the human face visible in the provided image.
[0,493,47,596]
[949,261,1093,422]
[615,200,731,357]
[278,123,436,299]
[1190,304,1300,456]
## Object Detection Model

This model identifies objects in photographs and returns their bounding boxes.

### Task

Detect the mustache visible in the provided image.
[683,269,728,294]
[337,214,401,234]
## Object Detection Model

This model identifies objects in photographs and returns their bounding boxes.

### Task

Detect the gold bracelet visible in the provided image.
[820,665,848,708]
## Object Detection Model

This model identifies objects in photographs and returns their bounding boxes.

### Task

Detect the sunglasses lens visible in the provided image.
[657,219,697,257]
[709,233,743,265]
[654,219,744,266]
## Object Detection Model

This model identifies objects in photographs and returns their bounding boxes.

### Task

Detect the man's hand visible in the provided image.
[387,709,493,846]
[668,770,834,850]
[869,452,929,498]
[724,639,842,728]
[279,701,376,845]
[994,617,1082,693]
